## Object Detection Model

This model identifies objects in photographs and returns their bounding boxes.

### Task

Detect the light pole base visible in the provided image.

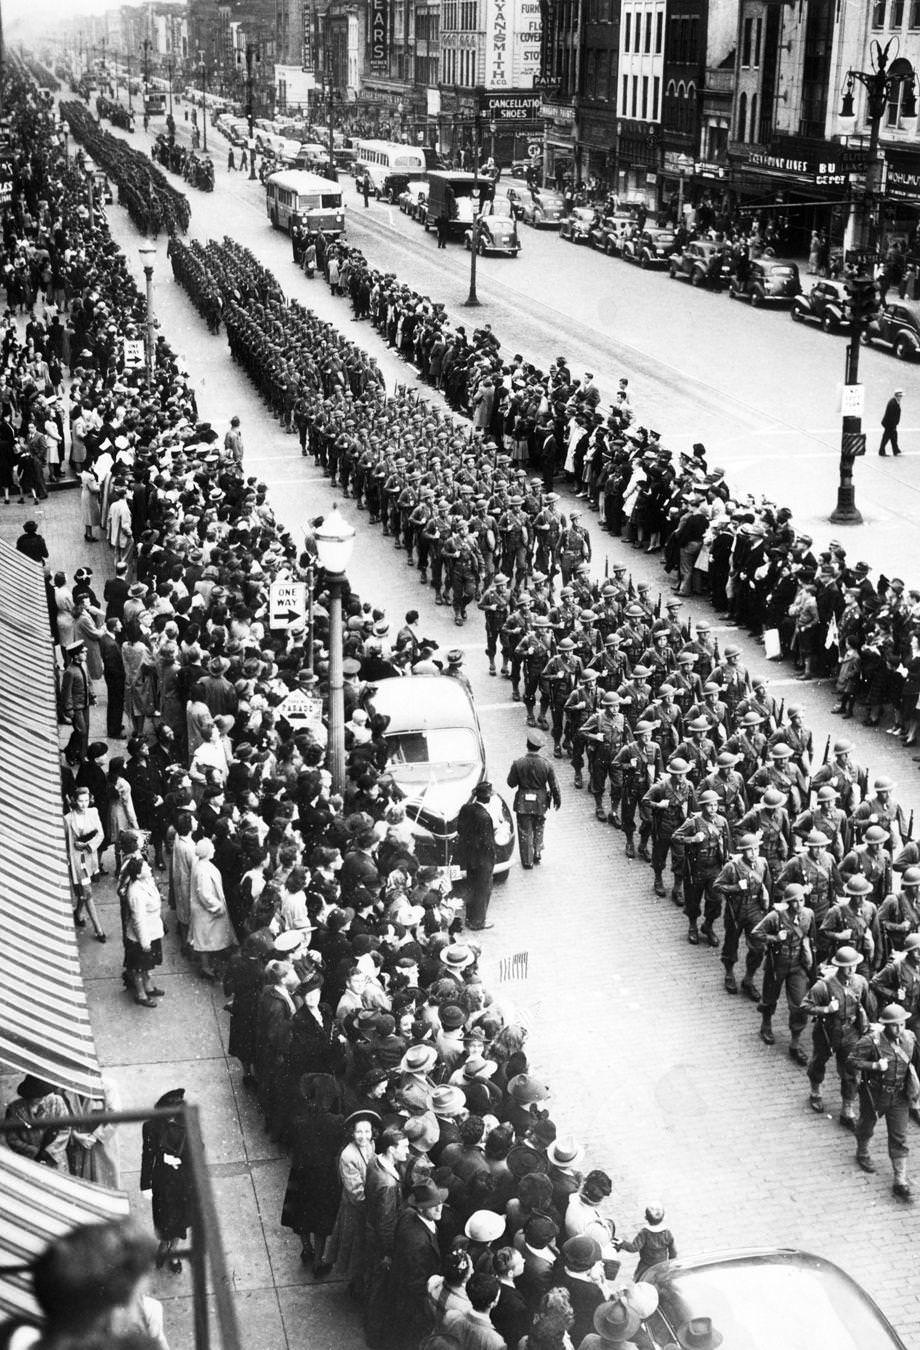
[830,488,863,525]
[463,296,482,307]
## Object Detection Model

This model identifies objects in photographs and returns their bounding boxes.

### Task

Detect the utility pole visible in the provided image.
[831,39,917,524]
[198,56,208,152]
[465,118,482,307]
[239,41,261,181]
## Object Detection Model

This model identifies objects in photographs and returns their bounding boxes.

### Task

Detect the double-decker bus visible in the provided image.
[265,169,346,237]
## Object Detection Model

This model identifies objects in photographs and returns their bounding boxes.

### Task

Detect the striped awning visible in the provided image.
[0,541,103,1095]
[0,1147,130,1321]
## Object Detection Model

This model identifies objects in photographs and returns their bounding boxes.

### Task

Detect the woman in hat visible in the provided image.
[73,596,107,684]
[328,1107,382,1296]
[223,930,276,1085]
[189,837,236,980]
[140,1088,193,1273]
[120,854,166,1006]
[64,784,107,941]
[3,1075,71,1169]
[80,463,102,542]
[427,1246,474,1326]
[122,625,155,738]
[519,1288,577,1350]
[282,1073,346,1277]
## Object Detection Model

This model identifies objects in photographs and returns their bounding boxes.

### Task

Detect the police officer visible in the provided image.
[802,945,870,1126]
[506,732,562,869]
[671,789,730,947]
[848,1003,920,1197]
[752,883,815,1061]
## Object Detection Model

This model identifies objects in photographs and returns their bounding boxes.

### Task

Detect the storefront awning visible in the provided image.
[0,541,103,1096]
[0,1148,129,1322]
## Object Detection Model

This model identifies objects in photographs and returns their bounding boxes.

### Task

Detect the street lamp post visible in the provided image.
[126,54,133,113]
[314,504,356,795]
[239,42,261,180]
[167,56,173,116]
[832,39,916,524]
[464,116,482,307]
[138,244,157,387]
[198,56,208,151]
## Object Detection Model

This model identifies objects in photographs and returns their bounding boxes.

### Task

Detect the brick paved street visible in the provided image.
[12,109,920,1349]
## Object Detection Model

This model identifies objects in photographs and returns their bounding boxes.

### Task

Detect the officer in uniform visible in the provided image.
[671,789,730,947]
[507,733,562,869]
[752,882,815,1060]
[714,833,770,997]
[848,1003,920,1197]
[802,945,870,1126]
[642,756,696,901]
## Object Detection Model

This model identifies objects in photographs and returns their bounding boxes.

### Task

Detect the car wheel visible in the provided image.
[690,269,702,287]
[477,239,486,257]
[750,290,763,307]
[464,235,471,251]
[821,311,835,332]
[895,335,916,360]
[492,868,510,886]
[669,265,677,279]
[791,306,803,322]
[860,331,872,346]
[639,254,649,269]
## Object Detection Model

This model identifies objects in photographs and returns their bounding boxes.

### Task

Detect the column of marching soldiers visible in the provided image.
[168,235,920,1198]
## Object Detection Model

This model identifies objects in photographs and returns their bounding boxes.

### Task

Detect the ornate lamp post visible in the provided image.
[138,244,157,387]
[314,504,356,794]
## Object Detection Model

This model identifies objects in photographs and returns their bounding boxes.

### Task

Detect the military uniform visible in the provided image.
[802,959,871,1120]
[671,808,730,941]
[642,770,696,900]
[753,898,815,1054]
[848,1013,919,1193]
[507,743,561,869]
[714,848,770,994]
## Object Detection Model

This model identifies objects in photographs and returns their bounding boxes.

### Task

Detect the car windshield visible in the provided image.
[652,232,675,244]
[386,727,480,782]
[770,265,795,275]
[657,1260,901,1350]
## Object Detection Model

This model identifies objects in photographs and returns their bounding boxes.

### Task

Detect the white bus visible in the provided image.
[353,139,427,199]
[265,169,346,237]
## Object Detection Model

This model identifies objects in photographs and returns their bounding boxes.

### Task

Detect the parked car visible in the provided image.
[644,1249,907,1350]
[505,184,565,228]
[465,213,521,256]
[588,216,627,255]
[399,182,428,222]
[863,299,920,360]
[559,206,597,243]
[622,227,677,268]
[368,674,516,879]
[669,240,730,287]
[729,257,801,305]
[792,278,850,330]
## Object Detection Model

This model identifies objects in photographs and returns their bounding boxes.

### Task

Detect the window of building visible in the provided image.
[688,16,698,60]
[631,74,638,116]
[753,16,762,64]
[737,90,747,139]
[644,11,652,52]
[891,0,905,22]
[459,0,478,28]
[635,11,642,50]
[653,75,660,117]
[641,74,648,116]
[872,0,886,25]
[623,10,631,51]
[742,16,752,65]
[655,10,663,52]
[669,14,680,59]
[622,73,629,113]
[911,0,920,26]
[750,91,758,142]
[586,49,597,98]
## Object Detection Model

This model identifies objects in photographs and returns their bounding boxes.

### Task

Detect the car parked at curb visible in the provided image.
[398,179,428,220]
[728,257,801,306]
[863,299,920,360]
[622,226,678,268]
[464,214,521,256]
[559,206,597,243]
[368,675,516,879]
[668,239,730,287]
[505,184,565,227]
[792,278,850,330]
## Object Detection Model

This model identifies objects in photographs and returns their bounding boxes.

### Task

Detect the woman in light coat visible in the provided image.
[189,837,236,978]
[328,1109,380,1298]
[108,757,139,868]
[80,465,102,541]
[169,812,197,952]
[73,598,107,683]
[53,571,76,652]
[121,855,166,1007]
[64,785,107,941]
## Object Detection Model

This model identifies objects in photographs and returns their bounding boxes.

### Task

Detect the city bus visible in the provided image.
[265,169,346,237]
[353,139,427,200]
[143,89,167,116]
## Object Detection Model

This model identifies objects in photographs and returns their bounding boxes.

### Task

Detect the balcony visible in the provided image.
[704,65,734,95]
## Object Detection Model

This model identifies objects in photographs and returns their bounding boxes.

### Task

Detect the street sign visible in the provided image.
[276,689,323,725]
[0,163,12,206]
[123,338,144,369]
[840,384,865,418]
[269,579,307,630]
[527,141,542,159]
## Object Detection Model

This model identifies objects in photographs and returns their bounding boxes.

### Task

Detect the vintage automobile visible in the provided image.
[559,206,597,243]
[863,298,920,360]
[398,179,428,220]
[669,239,731,287]
[505,184,565,228]
[587,216,625,254]
[622,226,677,268]
[644,1249,906,1350]
[791,277,850,330]
[368,675,516,879]
[464,213,521,256]
[728,257,801,305]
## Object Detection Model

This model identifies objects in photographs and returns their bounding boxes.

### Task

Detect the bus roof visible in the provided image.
[266,170,343,195]
[427,170,480,183]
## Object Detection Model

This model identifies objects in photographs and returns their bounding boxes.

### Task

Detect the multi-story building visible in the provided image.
[614,0,666,203]
[658,0,703,214]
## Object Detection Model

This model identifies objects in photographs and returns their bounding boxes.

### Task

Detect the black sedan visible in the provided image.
[559,206,597,243]
[792,278,850,330]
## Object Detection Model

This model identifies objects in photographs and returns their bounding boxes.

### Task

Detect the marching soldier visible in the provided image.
[671,790,730,947]
[558,509,591,583]
[811,737,862,815]
[802,945,871,1126]
[699,750,748,828]
[673,715,718,785]
[852,775,906,852]
[517,616,553,730]
[581,690,628,820]
[724,709,767,780]
[735,787,791,883]
[848,1003,920,1197]
[820,875,879,975]
[839,824,892,907]
[478,573,512,678]
[872,931,920,1038]
[710,642,750,716]
[642,757,696,902]
[793,784,848,861]
[565,668,601,791]
[540,637,584,758]
[714,832,770,998]
[747,741,803,813]
[752,883,815,1060]
[876,866,920,963]
[614,720,661,859]
[776,828,841,934]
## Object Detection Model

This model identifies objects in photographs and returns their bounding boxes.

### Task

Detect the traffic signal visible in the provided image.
[845,274,880,327]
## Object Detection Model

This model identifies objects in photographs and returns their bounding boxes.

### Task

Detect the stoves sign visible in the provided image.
[370,0,389,73]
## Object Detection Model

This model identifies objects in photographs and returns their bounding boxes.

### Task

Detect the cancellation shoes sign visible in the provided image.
[370,0,389,72]
[269,580,307,630]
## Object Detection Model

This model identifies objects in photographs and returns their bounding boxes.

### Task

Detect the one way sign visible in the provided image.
[269,580,308,630]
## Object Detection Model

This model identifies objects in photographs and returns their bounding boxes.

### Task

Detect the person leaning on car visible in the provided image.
[507,732,561,870]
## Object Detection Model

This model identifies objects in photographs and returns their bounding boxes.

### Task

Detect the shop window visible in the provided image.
[737,90,747,140]
[872,0,886,26]
[742,16,752,66]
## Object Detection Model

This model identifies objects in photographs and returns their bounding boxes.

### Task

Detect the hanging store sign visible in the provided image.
[302,0,314,71]
[486,0,510,88]
[369,0,389,72]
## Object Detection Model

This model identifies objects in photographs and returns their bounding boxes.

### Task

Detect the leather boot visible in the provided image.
[809,1089,824,1113]
[687,921,700,945]
[893,1157,913,1199]
[573,771,584,789]
[700,923,718,948]
[741,977,760,1002]
[838,1100,857,1132]
[723,968,738,995]
[788,1036,808,1066]
[595,799,607,820]
[653,872,666,897]
[625,836,636,858]
[759,1015,775,1045]
[856,1146,876,1173]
